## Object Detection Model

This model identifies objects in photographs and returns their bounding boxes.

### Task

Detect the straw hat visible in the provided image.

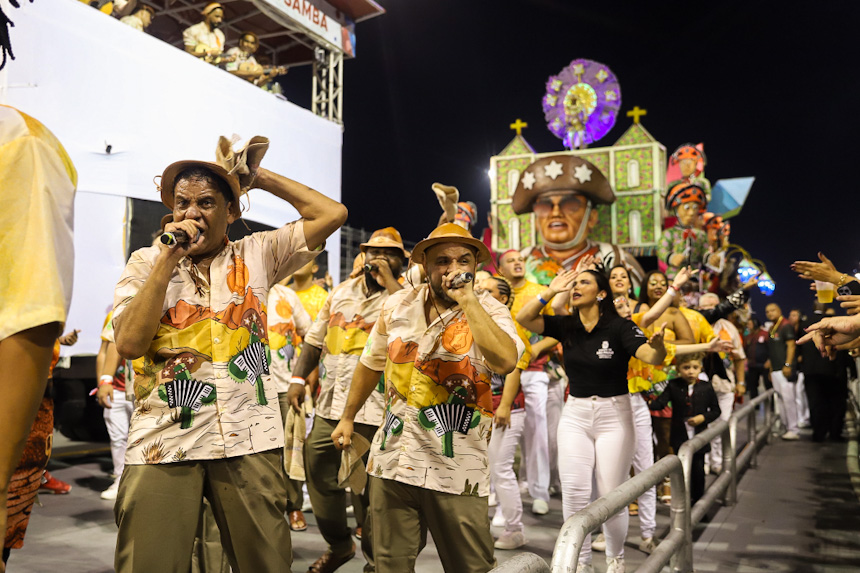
[410,223,491,265]
[360,227,408,258]
[158,160,241,210]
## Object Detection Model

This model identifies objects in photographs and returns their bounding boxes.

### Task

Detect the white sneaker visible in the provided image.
[575,562,594,573]
[488,492,498,507]
[346,504,354,516]
[606,556,625,573]
[100,477,120,501]
[491,511,506,528]
[494,530,526,550]
[638,537,656,554]
[302,494,312,512]
[591,532,606,552]
[782,431,800,441]
[531,498,549,515]
[519,481,530,495]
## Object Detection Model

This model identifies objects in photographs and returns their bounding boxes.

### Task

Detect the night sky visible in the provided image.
[287,1,860,316]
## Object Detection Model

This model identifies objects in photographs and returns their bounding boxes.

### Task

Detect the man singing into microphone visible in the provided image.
[111,150,347,572]
[331,223,524,573]
[286,227,406,573]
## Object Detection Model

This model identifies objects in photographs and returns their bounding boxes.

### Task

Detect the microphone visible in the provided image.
[160,229,200,246]
[363,263,377,273]
[450,272,474,288]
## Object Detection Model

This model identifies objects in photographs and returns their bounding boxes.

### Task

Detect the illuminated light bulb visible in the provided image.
[737,258,760,283]
[757,271,776,296]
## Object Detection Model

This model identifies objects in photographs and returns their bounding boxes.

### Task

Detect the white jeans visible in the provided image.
[707,391,735,469]
[795,372,810,426]
[630,393,656,539]
[103,389,134,477]
[558,394,635,563]
[771,371,799,433]
[547,375,565,491]
[521,370,550,502]
[488,410,525,532]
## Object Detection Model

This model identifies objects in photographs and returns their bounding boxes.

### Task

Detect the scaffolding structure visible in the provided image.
[312,47,344,125]
[340,225,417,280]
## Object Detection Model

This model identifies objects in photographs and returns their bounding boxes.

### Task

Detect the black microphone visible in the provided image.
[450,272,474,288]
[363,263,377,273]
[160,229,200,246]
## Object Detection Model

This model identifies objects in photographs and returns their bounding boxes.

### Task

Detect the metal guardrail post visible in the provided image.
[748,398,758,469]
[725,415,738,506]
[549,456,691,573]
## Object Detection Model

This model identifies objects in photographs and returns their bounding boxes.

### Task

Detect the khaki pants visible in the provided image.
[277,393,306,513]
[115,451,292,573]
[305,416,376,564]
[368,477,495,573]
[190,498,230,573]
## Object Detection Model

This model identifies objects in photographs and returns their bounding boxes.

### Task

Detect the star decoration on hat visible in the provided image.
[522,171,536,190]
[544,160,563,180]
[573,164,593,184]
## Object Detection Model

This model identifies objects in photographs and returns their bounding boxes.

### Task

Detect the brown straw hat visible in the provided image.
[360,227,408,257]
[410,223,491,265]
[158,160,242,210]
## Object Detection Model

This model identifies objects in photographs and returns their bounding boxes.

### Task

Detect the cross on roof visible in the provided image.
[509,118,528,136]
[626,106,647,124]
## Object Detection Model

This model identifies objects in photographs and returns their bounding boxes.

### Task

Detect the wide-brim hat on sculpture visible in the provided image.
[512,155,615,215]
[410,223,492,265]
[360,227,408,258]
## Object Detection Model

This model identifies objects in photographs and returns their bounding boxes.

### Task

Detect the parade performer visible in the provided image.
[0,105,77,573]
[332,223,524,573]
[517,267,666,573]
[511,155,644,287]
[287,227,407,573]
[111,138,346,572]
[657,181,712,281]
[267,280,313,531]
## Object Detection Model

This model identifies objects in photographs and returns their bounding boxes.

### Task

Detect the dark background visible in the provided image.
[284,0,860,317]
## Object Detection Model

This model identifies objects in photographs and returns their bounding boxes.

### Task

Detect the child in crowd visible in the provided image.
[646,353,720,503]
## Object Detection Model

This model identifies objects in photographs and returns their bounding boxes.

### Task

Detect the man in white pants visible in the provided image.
[698,295,746,471]
[765,304,800,440]
[94,311,134,500]
[497,250,554,514]
[788,309,811,428]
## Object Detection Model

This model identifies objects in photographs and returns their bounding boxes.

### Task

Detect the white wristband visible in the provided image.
[290,376,307,386]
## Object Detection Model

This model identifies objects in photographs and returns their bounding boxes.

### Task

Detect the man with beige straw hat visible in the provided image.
[287,226,408,573]
[332,223,524,573]
[111,136,346,573]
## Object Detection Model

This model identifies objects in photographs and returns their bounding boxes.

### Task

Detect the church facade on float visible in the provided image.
[489,119,666,258]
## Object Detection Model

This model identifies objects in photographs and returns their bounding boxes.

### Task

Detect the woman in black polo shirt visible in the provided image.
[518,268,667,573]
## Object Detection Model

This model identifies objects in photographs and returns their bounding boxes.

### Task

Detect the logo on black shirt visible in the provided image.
[596,340,614,360]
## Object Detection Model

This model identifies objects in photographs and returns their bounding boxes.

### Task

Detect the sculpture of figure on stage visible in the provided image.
[657,181,711,281]
[702,212,741,294]
[511,154,644,286]
[668,144,710,198]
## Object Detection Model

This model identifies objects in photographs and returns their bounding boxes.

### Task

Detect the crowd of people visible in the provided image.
[86,1,287,92]
[3,101,859,573]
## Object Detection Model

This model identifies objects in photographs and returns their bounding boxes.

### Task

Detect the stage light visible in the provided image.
[757,271,776,296]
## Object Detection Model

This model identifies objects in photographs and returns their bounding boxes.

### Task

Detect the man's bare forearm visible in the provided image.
[460,297,517,374]
[293,342,323,380]
[254,168,347,250]
[115,254,179,359]
[342,362,383,421]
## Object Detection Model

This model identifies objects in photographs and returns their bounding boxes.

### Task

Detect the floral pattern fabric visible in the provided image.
[360,285,525,497]
[267,284,312,392]
[303,276,389,425]
[112,221,317,465]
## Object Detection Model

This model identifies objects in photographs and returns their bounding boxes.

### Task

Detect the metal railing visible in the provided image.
[494,389,777,573]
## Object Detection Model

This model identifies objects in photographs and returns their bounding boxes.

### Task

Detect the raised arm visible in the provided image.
[458,294,518,375]
[253,168,347,251]
[640,267,694,329]
[634,325,668,365]
[517,269,578,334]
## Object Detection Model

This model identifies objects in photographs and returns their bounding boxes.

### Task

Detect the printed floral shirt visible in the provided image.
[113,221,318,465]
[295,283,330,322]
[267,284,312,393]
[656,225,709,281]
[360,285,525,497]
[303,276,389,426]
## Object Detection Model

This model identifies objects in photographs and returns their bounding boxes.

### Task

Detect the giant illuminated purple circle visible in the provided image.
[542,58,622,149]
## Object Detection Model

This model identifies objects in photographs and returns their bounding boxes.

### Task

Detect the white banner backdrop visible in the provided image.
[2,0,345,355]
